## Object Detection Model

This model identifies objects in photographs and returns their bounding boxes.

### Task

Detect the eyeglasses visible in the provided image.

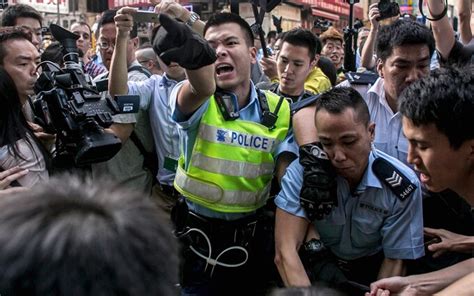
[138,59,151,65]
[98,40,115,50]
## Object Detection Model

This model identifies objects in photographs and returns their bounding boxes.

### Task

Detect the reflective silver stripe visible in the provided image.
[192,153,274,179]
[175,167,271,206]
[198,124,279,153]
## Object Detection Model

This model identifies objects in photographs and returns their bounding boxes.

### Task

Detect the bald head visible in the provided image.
[135,47,161,75]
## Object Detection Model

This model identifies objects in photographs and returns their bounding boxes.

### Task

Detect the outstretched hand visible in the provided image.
[424,227,474,258]
[366,276,417,296]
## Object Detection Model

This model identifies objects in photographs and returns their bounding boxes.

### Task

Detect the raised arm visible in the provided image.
[427,0,456,60]
[109,7,135,97]
[361,3,380,70]
[457,0,473,45]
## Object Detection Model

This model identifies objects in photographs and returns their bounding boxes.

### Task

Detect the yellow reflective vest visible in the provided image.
[174,90,290,213]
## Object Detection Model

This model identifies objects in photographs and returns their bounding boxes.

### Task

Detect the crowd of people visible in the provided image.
[0,0,472,295]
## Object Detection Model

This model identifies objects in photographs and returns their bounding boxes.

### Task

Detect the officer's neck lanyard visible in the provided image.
[214,88,284,129]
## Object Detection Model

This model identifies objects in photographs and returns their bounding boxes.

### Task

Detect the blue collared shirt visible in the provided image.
[275,148,424,261]
[170,81,287,219]
[128,74,180,186]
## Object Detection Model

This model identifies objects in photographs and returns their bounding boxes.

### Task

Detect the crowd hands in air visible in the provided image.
[0,0,472,295]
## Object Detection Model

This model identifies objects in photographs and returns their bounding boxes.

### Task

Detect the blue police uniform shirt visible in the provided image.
[275,148,425,261]
[339,78,410,167]
[128,74,180,186]
[171,81,287,220]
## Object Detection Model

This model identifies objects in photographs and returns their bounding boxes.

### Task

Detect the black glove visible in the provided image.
[272,15,282,34]
[299,142,338,220]
[152,14,216,70]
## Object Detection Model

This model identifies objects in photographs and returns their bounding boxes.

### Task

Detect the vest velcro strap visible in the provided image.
[199,124,279,154]
[175,166,271,212]
[192,153,274,179]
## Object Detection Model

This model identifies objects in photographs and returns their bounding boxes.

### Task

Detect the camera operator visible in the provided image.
[1,4,43,51]
[91,10,155,194]
[0,28,50,189]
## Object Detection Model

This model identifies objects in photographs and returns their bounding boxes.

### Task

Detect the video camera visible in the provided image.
[31,24,139,167]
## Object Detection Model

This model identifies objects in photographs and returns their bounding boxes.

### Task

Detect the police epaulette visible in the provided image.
[372,158,417,201]
[345,71,379,85]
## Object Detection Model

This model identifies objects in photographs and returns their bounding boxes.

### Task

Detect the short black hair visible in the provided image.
[281,28,322,60]
[315,87,370,126]
[1,4,43,27]
[0,175,180,296]
[97,10,138,39]
[204,12,254,47]
[376,19,435,62]
[0,27,33,64]
[317,56,337,86]
[267,30,277,41]
[399,65,474,149]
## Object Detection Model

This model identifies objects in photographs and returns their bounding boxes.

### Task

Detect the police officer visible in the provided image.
[275,87,424,289]
[258,28,329,183]
[153,11,291,296]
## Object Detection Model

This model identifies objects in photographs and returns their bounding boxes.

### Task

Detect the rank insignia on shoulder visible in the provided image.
[345,71,379,85]
[372,158,417,201]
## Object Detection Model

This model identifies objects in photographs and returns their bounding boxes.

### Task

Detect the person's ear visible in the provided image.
[311,54,319,68]
[376,58,384,78]
[368,122,375,141]
[130,37,139,49]
[249,46,257,64]
[468,139,474,162]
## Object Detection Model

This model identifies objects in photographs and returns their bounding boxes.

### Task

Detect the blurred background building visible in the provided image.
[0,0,472,41]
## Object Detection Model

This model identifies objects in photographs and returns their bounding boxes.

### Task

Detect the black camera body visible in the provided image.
[32,24,139,167]
[377,0,400,21]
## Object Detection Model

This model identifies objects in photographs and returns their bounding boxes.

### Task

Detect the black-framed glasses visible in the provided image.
[98,41,115,50]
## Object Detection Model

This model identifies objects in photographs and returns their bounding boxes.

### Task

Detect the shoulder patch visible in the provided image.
[345,71,379,85]
[372,158,417,201]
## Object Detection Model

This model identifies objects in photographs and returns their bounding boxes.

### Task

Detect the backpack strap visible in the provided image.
[128,65,152,78]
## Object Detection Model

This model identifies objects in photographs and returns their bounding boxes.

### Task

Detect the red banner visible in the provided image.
[108,0,152,9]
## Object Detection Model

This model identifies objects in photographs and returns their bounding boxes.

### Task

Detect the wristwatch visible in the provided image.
[185,12,200,27]
[303,238,326,254]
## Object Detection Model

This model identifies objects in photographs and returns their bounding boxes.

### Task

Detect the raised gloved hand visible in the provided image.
[299,142,338,220]
[152,13,216,70]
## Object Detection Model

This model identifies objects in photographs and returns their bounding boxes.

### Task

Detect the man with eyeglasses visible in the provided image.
[70,21,106,78]
[92,10,154,195]
[1,4,43,51]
